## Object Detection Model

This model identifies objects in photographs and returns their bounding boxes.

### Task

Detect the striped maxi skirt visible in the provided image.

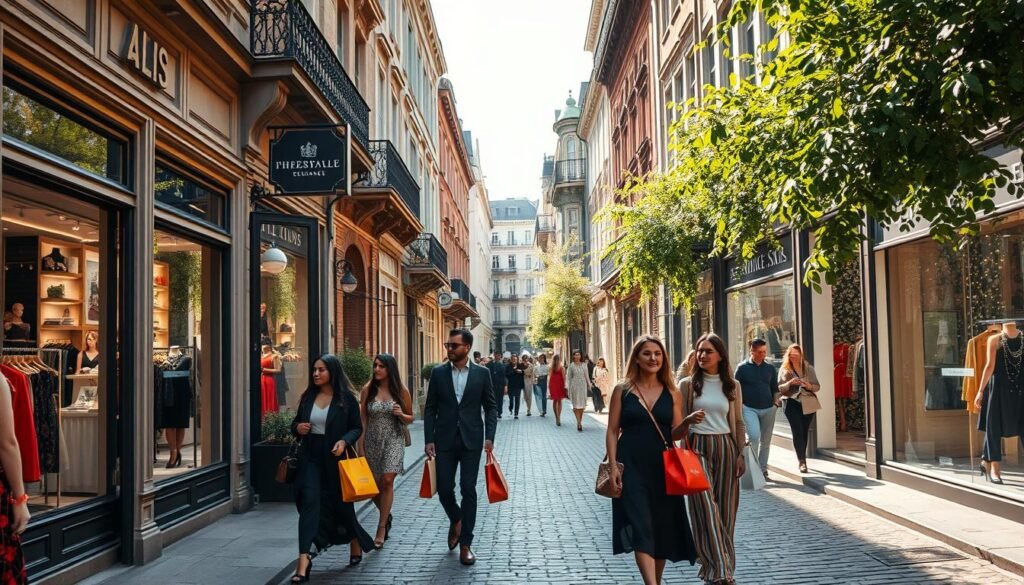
[687,433,740,583]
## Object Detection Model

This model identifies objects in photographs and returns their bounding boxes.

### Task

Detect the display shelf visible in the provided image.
[40,298,82,305]
[39,272,83,281]
[153,261,170,348]
[39,325,82,331]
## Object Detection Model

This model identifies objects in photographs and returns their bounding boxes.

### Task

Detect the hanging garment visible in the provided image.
[1,367,40,483]
[158,354,193,429]
[833,343,853,399]
[260,354,279,419]
[29,372,61,474]
[963,329,999,414]
[978,333,1024,438]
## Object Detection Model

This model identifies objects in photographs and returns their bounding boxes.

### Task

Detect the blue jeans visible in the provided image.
[533,378,548,415]
[742,405,777,473]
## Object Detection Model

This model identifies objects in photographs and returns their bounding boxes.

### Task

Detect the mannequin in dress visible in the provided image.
[3,303,32,340]
[160,345,192,468]
[973,321,1024,484]
[260,343,281,418]
[77,331,100,373]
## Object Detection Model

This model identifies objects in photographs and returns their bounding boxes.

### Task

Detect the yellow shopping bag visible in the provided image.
[339,449,379,503]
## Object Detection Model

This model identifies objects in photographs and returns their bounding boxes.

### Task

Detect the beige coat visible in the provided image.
[778,362,821,413]
[680,376,747,451]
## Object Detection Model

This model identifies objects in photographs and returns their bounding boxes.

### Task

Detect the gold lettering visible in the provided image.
[140,30,153,78]
[156,47,169,89]
[126,23,141,70]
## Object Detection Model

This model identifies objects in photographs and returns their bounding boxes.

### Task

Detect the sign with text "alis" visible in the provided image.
[269,127,349,195]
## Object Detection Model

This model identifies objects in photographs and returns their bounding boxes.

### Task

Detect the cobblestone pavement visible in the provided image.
[300,401,1021,585]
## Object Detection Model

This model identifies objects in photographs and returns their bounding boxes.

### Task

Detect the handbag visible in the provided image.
[740,445,767,491]
[402,424,413,447]
[419,456,437,498]
[595,456,624,498]
[800,392,822,415]
[275,440,301,484]
[338,447,379,502]
[635,389,711,496]
[484,451,509,504]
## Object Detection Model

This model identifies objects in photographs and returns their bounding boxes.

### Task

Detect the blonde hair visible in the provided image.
[780,344,806,376]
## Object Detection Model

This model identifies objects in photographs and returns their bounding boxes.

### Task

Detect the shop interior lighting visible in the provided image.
[1,216,88,242]
[260,244,288,274]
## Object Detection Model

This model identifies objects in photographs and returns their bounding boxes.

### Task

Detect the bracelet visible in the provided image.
[9,493,28,506]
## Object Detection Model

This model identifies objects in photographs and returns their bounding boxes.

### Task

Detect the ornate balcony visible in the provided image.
[346,140,422,245]
[493,293,522,302]
[536,214,555,249]
[549,158,586,208]
[555,158,586,184]
[251,1,371,153]
[404,234,449,297]
[445,278,480,326]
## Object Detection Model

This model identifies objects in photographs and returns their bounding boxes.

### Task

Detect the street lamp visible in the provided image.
[334,258,358,293]
[260,244,288,275]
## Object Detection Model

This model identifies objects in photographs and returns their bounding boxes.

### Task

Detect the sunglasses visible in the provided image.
[443,342,466,350]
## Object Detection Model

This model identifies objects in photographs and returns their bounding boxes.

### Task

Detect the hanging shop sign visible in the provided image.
[726,236,794,288]
[268,127,349,195]
[123,23,170,89]
[260,223,305,256]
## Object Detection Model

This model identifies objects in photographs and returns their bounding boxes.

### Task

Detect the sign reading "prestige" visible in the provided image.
[269,127,349,195]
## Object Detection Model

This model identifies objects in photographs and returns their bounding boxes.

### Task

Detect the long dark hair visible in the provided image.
[300,353,356,407]
[366,353,411,414]
[691,333,737,399]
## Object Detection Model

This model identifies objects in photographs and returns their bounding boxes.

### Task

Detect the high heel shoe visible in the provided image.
[165,451,178,469]
[291,558,311,583]
[980,461,990,482]
[349,554,362,566]
[386,514,392,541]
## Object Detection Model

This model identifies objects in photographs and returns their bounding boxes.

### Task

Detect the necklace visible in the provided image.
[1000,333,1023,387]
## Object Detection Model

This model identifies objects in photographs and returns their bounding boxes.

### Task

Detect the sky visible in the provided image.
[430,0,595,203]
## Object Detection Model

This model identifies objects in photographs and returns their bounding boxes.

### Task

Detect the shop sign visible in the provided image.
[123,23,169,90]
[726,237,793,288]
[269,127,349,195]
[260,223,305,256]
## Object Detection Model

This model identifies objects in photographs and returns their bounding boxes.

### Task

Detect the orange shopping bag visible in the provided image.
[419,456,437,498]
[485,451,508,504]
[339,449,379,502]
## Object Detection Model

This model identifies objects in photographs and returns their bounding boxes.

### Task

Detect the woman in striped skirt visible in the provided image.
[675,332,746,585]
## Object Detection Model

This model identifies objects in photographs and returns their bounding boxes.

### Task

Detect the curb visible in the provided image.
[768,462,1024,577]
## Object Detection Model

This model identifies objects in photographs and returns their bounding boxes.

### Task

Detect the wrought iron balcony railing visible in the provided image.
[493,319,529,327]
[492,266,518,273]
[406,233,448,276]
[251,0,370,149]
[555,158,586,184]
[536,214,554,232]
[451,278,477,311]
[361,140,420,217]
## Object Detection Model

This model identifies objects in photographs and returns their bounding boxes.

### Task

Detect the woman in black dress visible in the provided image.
[973,323,1024,484]
[290,354,375,583]
[607,335,700,585]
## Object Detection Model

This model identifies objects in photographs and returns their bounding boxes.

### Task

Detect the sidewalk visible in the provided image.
[766,442,1024,577]
[80,421,426,585]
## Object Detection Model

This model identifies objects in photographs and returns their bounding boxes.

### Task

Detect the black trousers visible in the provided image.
[295,434,327,554]
[435,432,483,547]
[508,388,522,416]
[493,383,504,418]
[784,399,815,462]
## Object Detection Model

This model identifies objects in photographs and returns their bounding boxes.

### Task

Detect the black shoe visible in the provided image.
[514,415,519,419]
[292,558,311,582]
[349,555,362,566]
[527,412,532,416]
[386,513,392,540]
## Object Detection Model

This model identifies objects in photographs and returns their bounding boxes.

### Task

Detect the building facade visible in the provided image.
[489,198,540,355]
[466,131,495,357]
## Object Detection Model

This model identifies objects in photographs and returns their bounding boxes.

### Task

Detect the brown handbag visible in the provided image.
[595,457,624,498]
[275,440,300,484]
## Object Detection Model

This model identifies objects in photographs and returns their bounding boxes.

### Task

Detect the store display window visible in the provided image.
[1,179,119,513]
[153,228,223,481]
[155,164,226,227]
[888,211,1024,499]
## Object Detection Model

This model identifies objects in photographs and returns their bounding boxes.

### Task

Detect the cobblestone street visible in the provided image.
[299,402,1021,585]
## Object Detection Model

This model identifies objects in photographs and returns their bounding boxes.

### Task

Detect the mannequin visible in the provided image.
[77,331,100,373]
[2,303,31,340]
[158,345,192,469]
[41,247,67,272]
[260,343,281,418]
[259,303,272,346]
[973,321,1024,484]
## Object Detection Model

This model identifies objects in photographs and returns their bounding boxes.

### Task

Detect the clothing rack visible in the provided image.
[1,347,64,508]
[153,345,198,470]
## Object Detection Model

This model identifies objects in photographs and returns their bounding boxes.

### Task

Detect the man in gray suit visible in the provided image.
[424,328,498,566]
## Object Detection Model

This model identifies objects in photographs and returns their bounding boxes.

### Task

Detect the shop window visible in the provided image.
[2,181,119,514]
[153,228,223,480]
[2,83,127,185]
[155,163,226,227]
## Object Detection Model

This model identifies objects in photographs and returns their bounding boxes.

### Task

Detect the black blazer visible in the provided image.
[424,361,498,451]
[291,390,363,463]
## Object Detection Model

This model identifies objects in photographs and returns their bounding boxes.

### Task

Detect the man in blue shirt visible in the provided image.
[734,339,779,479]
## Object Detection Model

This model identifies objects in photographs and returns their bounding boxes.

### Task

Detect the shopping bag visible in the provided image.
[339,449,379,502]
[663,437,711,496]
[419,456,437,498]
[485,451,509,504]
[740,445,766,491]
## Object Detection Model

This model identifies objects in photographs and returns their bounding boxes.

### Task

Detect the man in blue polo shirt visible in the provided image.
[734,339,779,479]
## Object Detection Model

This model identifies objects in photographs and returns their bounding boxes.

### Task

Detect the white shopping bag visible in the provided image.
[740,445,766,491]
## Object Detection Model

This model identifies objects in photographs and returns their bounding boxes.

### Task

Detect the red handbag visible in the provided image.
[485,451,509,504]
[635,389,711,496]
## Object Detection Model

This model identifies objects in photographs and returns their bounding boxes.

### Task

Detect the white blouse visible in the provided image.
[309,403,329,435]
[690,374,732,435]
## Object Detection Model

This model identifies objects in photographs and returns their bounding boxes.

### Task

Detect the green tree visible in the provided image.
[603,0,1024,305]
[527,241,593,345]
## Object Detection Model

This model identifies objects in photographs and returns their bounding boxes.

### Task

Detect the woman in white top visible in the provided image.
[676,332,746,585]
[522,356,536,416]
[592,357,613,408]
[777,344,821,474]
[566,350,591,432]
[533,354,550,417]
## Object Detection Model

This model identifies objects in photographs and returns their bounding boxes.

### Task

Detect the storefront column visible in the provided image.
[809,263,838,449]
[132,118,161,563]
[231,183,252,512]
[861,219,888,477]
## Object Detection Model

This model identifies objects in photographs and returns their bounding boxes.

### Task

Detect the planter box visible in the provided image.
[252,441,295,503]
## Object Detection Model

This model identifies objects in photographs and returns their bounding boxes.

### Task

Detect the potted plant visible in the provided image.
[339,345,373,390]
[252,410,296,502]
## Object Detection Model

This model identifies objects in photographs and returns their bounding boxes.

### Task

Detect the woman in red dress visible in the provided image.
[261,344,282,418]
[548,354,567,427]
[0,374,30,585]
[833,343,853,432]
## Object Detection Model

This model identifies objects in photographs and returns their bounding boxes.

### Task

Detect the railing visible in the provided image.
[492,266,517,273]
[451,278,477,311]
[601,254,617,281]
[555,158,586,183]
[360,141,420,217]
[493,293,520,301]
[537,214,554,232]
[493,320,528,327]
[251,0,370,149]
[406,233,448,276]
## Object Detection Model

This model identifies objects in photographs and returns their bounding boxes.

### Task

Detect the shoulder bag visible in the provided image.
[635,389,710,496]
[595,456,624,498]
[275,439,301,484]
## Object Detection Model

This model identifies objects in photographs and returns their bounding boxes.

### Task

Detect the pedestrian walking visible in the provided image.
[357,354,413,549]
[505,354,526,419]
[681,332,746,585]
[424,328,498,566]
[733,339,779,480]
[567,350,591,431]
[533,353,549,417]
[523,355,536,416]
[548,354,567,426]
[777,344,821,474]
[676,349,697,382]
[593,357,613,413]
[486,350,508,420]
[0,374,29,585]
[290,354,375,583]
[607,335,698,585]
[585,354,606,414]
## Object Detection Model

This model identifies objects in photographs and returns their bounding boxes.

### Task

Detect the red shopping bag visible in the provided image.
[664,436,711,496]
[419,456,437,498]
[485,451,509,504]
